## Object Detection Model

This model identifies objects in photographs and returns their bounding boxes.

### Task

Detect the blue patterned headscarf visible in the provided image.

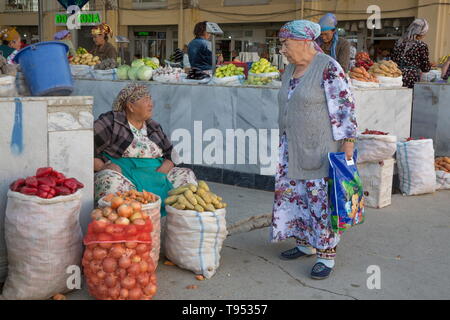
[317,13,339,59]
[278,20,323,52]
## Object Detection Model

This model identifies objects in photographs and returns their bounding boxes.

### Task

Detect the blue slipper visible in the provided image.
[311,262,333,280]
[280,247,315,260]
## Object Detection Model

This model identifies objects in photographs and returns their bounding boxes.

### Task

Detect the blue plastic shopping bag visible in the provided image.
[328,150,365,235]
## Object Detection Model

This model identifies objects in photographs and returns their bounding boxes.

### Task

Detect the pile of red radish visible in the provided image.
[9,167,83,199]
[361,129,389,135]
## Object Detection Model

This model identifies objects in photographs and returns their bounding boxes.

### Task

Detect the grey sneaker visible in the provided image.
[279,247,315,260]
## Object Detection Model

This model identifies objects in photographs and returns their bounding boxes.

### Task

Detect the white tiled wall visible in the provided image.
[0,96,94,283]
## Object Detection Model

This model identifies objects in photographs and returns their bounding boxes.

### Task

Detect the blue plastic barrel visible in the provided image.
[14,41,74,96]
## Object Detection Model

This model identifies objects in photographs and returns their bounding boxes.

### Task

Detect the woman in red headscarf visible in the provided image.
[90,23,117,61]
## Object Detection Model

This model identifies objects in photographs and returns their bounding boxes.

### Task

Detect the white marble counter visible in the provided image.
[352,87,413,140]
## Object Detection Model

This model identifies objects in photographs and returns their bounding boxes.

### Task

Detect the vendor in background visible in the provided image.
[94,83,197,213]
[274,20,357,280]
[54,30,76,57]
[231,50,239,62]
[261,51,270,60]
[0,27,21,64]
[188,21,212,71]
[188,21,223,73]
[90,23,117,61]
[316,13,351,72]
[391,18,432,88]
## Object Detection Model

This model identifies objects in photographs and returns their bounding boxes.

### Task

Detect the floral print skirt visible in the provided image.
[94,166,197,205]
[271,134,340,251]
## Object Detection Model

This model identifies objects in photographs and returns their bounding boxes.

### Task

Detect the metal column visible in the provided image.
[38,0,44,42]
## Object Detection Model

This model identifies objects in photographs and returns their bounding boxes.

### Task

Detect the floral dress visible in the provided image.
[94,122,197,203]
[271,59,357,259]
[391,40,431,88]
[6,50,18,64]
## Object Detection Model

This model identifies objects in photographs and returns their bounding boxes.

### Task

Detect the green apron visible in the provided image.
[104,154,173,216]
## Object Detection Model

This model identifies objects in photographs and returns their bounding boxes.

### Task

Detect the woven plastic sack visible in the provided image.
[0,75,17,97]
[351,78,380,88]
[358,159,395,208]
[70,65,94,79]
[420,70,441,82]
[164,205,228,279]
[356,133,397,163]
[376,75,403,88]
[436,170,450,190]
[98,195,161,265]
[211,75,244,86]
[153,73,186,83]
[328,150,365,235]
[83,219,157,300]
[396,139,436,195]
[247,71,280,85]
[15,72,30,96]
[1,190,83,300]
[92,68,118,81]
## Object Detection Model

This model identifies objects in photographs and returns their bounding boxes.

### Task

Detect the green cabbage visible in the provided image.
[117,65,130,80]
[131,59,145,68]
[150,57,160,67]
[137,66,153,81]
[128,67,140,80]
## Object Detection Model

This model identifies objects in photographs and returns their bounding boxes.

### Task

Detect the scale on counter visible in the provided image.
[206,22,223,74]
[115,36,130,65]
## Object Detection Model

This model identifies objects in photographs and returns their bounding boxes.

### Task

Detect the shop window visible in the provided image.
[5,0,38,12]
[224,0,270,6]
[133,0,168,9]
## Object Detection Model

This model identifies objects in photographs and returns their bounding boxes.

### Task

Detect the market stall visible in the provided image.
[73,78,413,186]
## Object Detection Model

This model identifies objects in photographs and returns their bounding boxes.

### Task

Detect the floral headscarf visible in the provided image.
[91,23,113,36]
[0,27,20,42]
[113,83,150,112]
[398,18,429,55]
[278,20,323,52]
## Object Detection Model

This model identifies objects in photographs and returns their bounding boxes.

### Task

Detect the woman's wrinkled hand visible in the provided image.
[156,159,175,174]
[341,141,354,161]
[102,163,122,174]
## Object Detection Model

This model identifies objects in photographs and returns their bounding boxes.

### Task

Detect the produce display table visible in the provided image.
[0,96,94,282]
[73,80,412,188]
[412,82,450,156]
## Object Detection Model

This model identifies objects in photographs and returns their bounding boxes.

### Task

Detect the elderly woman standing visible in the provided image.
[272,20,357,280]
[94,83,197,215]
[392,18,432,88]
[316,13,351,72]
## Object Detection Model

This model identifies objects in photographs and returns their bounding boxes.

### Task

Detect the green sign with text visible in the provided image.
[55,11,101,26]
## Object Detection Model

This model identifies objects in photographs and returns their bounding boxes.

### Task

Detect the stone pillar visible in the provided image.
[106,7,119,49]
